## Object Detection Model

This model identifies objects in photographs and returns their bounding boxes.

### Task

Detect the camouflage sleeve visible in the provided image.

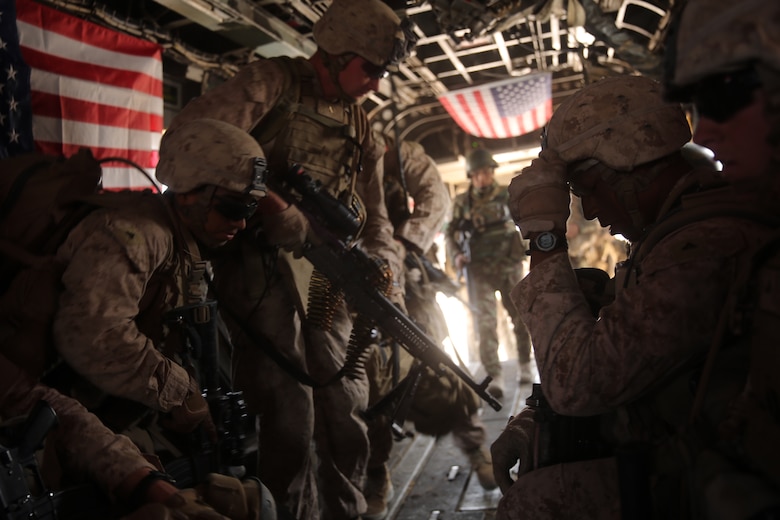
[53,209,190,412]
[165,59,286,134]
[0,353,154,497]
[510,218,753,416]
[394,141,450,254]
[355,126,405,281]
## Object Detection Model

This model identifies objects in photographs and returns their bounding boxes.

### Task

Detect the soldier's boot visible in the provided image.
[487,373,504,400]
[364,464,394,520]
[466,446,498,491]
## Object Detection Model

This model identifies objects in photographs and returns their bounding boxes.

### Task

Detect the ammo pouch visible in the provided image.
[527,383,613,468]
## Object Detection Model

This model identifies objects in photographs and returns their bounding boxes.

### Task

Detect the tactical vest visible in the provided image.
[455,183,523,264]
[250,56,368,211]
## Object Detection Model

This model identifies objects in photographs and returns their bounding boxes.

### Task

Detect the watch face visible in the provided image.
[535,232,558,252]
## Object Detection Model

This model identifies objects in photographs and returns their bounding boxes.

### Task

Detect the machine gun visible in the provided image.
[0,401,111,519]
[277,165,502,412]
[164,301,250,488]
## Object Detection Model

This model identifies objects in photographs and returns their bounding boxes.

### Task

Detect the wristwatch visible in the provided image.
[529,231,567,253]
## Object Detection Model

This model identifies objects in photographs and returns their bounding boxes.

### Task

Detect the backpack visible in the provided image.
[0,148,103,292]
[0,149,158,378]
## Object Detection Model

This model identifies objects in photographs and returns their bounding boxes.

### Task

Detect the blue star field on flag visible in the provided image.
[0,0,34,159]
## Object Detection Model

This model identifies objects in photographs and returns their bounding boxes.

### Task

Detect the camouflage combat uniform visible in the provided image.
[0,352,155,501]
[53,193,197,436]
[445,181,531,381]
[166,58,403,520]
[498,176,774,519]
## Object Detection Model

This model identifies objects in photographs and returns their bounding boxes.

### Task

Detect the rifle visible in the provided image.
[164,301,251,488]
[276,166,502,412]
[0,401,111,519]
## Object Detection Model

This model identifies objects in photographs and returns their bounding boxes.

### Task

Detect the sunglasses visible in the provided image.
[690,67,762,123]
[361,59,389,80]
[213,195,258,221]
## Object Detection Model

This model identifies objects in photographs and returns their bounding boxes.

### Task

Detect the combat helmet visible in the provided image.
[466,149,498,177]
[157,119,268,197]
[665,0,780,100]
[313,0,417,69]
[545,75,691,171]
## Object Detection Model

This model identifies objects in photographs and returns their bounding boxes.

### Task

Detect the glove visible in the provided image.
[121,502,228,520]
[508,149,571,235]
[261,204,312,254]
[202,473,272,520]
[166,489,232,520]
[162,376,212,436]
[490,407,536,494]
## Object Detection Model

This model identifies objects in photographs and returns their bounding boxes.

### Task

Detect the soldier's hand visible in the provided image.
[490,408,536,494]
[162,376,212,436]
[261,203,312,256]
[202,473,271,520]
[508,149,570,235]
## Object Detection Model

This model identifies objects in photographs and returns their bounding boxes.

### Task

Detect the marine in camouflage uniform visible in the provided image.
[9,120,271,519]
[164,2,417,518]
[0,351,242,519]
[490,76,778,519]
[445,149,532,399]
[52,120,267,444]
[663,0,780,514]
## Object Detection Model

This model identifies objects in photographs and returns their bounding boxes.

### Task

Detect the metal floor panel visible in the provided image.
[386,360,535,520]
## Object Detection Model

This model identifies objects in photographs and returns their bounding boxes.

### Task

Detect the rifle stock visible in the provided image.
[278,166,502,412]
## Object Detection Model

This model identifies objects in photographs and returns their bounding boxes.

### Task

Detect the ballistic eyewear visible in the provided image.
[690,67,762,123]
[213,195,258,221]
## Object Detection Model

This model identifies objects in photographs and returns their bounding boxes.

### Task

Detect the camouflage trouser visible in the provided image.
[497,457,620,519]
[468,263,532,379]
[217,247,370,520]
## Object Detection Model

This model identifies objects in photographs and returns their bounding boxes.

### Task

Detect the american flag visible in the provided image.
[438,72,552,139]
[0,0,34,159]
[14,0,163,189]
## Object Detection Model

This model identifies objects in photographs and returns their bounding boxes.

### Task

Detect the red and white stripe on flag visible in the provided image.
[438,72,553,139]
[16,0,163,190]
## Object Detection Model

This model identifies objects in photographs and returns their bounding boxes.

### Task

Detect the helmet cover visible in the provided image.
[667,0,780,95]
[313,0,417,67]
[466,148,498,175]
[545,75,691,171]
[157,119,268,197]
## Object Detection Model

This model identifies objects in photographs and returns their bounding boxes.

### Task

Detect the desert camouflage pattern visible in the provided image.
[446,182,531,379]
[168,56,402,519]
[545,75,691,171]
[53,194,190,413]
[166,58,403,280]
[669,0,780,91]
[497,457,621,520]
[382,138,450,253]
[0,353,155,498]
[503,186,773,516]
[313,0,403,66]
[157,119,267,196]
